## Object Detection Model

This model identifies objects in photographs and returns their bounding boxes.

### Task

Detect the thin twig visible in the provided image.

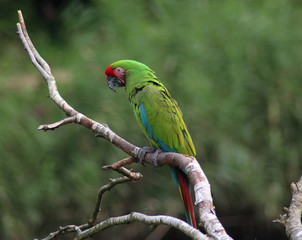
[103,166,143,180]
[38,116,77,131]
[90,176,134,225]
[103,157,136,170]
[38,224,88,240]
[39,175,142,240]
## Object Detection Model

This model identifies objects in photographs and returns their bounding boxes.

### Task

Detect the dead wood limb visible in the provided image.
[76,212,209,240]
[103,157,136,170]
[274,175,302,240]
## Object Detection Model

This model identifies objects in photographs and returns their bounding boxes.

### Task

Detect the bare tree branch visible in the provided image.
[39,175,142,240]
[37,225,85,240]
[38,116,77,131]
[274,175,302,240]
[103,157,136,170]
[16,10,232,240]
[90,175,142,225]
[75,212,209,240]
[92,162,143,226]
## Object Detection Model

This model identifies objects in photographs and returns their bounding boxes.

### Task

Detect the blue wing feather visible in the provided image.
[140,103,178,152]
[140,103,183,185]
[136,88,196,228]
[140,103,154,139]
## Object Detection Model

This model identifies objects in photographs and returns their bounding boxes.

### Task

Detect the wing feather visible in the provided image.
[132,85,195,156]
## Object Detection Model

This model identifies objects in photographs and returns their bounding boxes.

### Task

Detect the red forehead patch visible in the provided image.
[104,65,114,76]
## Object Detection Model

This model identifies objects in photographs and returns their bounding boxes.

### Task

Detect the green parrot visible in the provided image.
[105,60,197,228]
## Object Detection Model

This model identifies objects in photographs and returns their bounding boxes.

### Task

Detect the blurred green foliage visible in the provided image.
[1,0,302,239]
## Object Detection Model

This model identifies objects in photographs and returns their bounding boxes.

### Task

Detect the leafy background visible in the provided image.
[1,0,302,239]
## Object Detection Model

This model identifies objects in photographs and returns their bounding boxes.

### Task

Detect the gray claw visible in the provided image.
[151,149,162,167]
[139,147,162,166]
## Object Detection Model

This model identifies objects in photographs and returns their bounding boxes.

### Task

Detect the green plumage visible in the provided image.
[106,60,197,227]
[110,60,196,156]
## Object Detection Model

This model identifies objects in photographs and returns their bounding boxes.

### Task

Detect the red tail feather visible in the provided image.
[176,168,197,229]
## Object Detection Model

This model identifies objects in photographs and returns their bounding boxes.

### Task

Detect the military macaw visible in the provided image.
[105,60,197,228]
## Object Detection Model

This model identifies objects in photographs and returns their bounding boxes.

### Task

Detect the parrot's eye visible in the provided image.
[115,67,124,74]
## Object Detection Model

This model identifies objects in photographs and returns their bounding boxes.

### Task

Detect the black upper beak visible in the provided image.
[106,75,125,92]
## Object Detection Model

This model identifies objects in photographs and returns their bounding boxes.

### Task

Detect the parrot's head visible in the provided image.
[104,60,152,92]
[105,64,126,92]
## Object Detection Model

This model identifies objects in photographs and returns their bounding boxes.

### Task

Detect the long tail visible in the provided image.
[170,166,197,228]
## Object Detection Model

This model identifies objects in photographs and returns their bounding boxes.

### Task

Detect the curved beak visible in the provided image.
[107,75,125,92]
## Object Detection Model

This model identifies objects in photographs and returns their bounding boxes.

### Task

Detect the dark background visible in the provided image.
[1,0,302,239]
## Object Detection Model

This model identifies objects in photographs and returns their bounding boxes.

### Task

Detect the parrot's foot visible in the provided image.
[150,149,162,167]
[138,147,162,167]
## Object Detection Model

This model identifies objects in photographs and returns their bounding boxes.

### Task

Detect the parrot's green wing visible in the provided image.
[130,83,197,227]
[131,84,196,156]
